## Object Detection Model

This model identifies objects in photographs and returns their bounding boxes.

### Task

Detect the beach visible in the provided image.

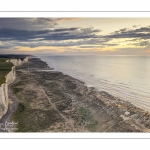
[1,57,150,132]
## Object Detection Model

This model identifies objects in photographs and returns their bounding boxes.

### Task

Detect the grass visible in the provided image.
[0,58,13,86]
[11,102,62,132]
[0,58,7,62]
[0,59,14,85]
[11,81,24,95]
[0,71,9,85]
[76,106,98,132]
[12,87,22,95]
[76,106,92,121]
[11,103,27,132]
[0,62,13,69]
[86,119,98,132]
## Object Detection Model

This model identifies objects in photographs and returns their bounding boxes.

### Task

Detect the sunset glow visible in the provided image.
[0,18,150,55]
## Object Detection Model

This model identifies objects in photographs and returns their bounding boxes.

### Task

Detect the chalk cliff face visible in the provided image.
[5,66,16,85]
[0,67,15,119]
[0,83,8,119]
[6,56,30,66]
[22,57,29,64]
[0,57,29,119]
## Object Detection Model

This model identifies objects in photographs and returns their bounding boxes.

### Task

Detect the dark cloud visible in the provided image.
[0,27,46,41]
[0,27,101,42]
[0,18,59,30]
[134,41,150,47]
[53,28,78,32]
[105,26,150,39]
[8,37,110,48]
[0,18,79,30]
[0,45,11,49]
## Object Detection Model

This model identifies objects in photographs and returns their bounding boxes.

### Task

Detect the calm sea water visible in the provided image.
[39,55,150,112]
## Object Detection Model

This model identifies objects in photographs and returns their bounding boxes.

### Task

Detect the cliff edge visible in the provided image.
[0,56,29,119]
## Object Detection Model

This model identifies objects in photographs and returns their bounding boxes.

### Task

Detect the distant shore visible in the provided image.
[3,56,150,132]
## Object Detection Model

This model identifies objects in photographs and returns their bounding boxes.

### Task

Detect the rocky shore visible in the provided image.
[6,57,150,132]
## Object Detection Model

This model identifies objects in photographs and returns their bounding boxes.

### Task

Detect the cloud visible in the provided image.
[55,18,80,24]
[0,45,11,49]
[0,18,150,55]
[135,41,150,47]
[0,18,81,30]
[0,18,57,30]
[2,36,111,48]
[0,27,101,42]
[105,26,150,39]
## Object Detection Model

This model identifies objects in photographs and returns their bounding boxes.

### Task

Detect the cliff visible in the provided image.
[0,57,29,119]
[6,56,30,66]
[0,83,8,119]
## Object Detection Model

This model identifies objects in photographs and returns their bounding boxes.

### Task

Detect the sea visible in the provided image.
[39,55,150,112]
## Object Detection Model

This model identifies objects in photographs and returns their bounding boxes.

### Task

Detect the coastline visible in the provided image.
[5,56,150,132]
[0,56,30,132]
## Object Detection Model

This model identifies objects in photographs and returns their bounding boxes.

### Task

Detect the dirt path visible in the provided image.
[33,77,74,129]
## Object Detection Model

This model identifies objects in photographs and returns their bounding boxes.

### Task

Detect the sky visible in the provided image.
[0,18,150,55]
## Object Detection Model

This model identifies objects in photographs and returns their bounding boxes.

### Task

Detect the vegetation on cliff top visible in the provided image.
[0,58,14,85]
[0,54,30,60]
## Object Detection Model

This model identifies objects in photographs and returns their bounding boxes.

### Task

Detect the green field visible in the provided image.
[0,58,7,62]
[0,58,13,85]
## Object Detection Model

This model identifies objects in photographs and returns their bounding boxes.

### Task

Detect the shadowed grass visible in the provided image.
[0,58,7,62]
[0,61,14,85]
